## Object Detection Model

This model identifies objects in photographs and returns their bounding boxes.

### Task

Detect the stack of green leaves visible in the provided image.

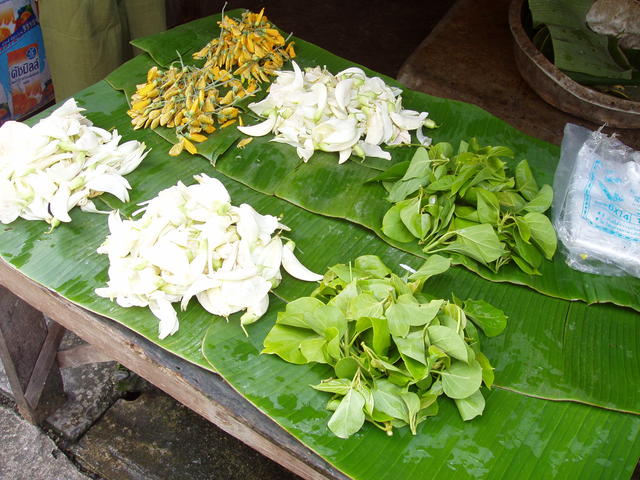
[376,140,557,275]
[262,254,507,439]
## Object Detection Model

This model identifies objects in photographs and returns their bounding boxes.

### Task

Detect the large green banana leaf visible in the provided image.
[105,15,640,313]
[202,300,640,480]
[2,78,639,478]
[77,78,640,417]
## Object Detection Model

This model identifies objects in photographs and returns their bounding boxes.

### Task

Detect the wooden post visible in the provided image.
[0,286,65,424]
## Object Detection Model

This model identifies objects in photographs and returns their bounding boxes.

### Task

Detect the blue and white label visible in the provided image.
[581,158,640,242]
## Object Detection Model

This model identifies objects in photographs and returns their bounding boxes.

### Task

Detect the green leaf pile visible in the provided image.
[262,255,507,438]
[377,140,556,275]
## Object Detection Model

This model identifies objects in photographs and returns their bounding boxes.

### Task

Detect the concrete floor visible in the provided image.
[0,332,299,480]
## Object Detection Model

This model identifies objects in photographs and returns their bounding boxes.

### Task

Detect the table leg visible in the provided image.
[0,286,66,424]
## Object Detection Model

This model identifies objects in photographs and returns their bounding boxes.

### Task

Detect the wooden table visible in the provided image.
[0,258,346,480]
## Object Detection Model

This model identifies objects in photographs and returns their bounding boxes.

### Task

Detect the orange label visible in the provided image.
[7,41,41,115]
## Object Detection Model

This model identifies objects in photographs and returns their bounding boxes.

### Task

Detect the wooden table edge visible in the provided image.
[0,257,348,480]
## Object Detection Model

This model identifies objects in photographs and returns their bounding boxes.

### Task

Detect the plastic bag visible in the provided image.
[553,123,640,277]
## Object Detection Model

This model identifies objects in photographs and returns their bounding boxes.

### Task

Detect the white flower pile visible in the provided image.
[238,61,434,163]
[0,98,148,227]
[95,174,322,339]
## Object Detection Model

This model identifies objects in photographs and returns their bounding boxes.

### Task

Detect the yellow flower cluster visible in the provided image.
[193,8,296,83]
[127,8,295,156]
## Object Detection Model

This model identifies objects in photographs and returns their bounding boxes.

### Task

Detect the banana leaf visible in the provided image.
[528,0,637,84]
[19,78,639,416]
[202,300,640,480]
[2,78,640,478]
[106,39,640,313]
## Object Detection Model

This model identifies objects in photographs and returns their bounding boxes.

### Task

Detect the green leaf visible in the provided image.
[475,351,495,388]
[400,391,421,434]
[300,336,331,364]
[312,378,352,395]
[277,297,325,329]
[277,298,347,340]
[515,216,532,242]
[366,161,409,183]
[496,191,527,213]
[334,357,359,379]
[515,160,539,201]
[389,273,413,297]
[463,299,508,337]
[371,380,407,421]
[439,224,505,265]
[352,317,372,339]
[394,330,427,365]
[327,281,358,315]
[524,212,557,260]
[387,148,431,202]
[347,293,384,321]
[262,324,315,364]
[382,202,415,243]
[325,327,342,361]
[454,390,485,421]
[329,264,369,283]
[354,255,392,279]
[440,360,483,399]
[512,228,543,270]
[524,184,554,213]
[475,189,500,224]
[327,388,366,439]
[357,279,394,301]
[399,196,430,239]
[385,296,441,337]
[384,302,411,338]
[427,325,468,362]
[370,317,391,356]
[455,205,480,222]
[408,255,451,284]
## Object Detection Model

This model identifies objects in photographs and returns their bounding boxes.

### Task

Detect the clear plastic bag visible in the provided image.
[553,123,640,277]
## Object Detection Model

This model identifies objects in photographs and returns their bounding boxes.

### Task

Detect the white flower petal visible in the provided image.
[358,142,391,160]
[334,78,353,111]
[237,116,276,137]
[338,149,352,164]
[85,174,131,203]
[240,294,270,328]
[49,184,73,223]
[416,126,432,147]
[281,241,323,281]
[390,110,428,131]
[0,179,21,224]
[149,296,180,339]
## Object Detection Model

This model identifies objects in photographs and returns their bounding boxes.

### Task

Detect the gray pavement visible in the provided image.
[0,402,91,480]
[0,331,298,480]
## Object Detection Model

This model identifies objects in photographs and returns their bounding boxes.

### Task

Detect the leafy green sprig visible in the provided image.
[262,255,507,439]
[374,139,557,275]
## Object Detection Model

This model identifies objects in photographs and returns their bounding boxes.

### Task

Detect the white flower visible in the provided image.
[239,61,433,164]
[0,98,148,226]
[0,179,21,224]
[96,174,322,339]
